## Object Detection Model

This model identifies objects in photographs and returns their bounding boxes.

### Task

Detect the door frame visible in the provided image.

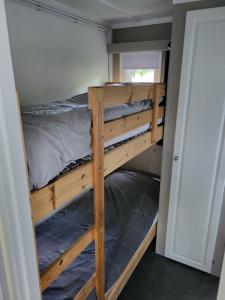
[0,1,40,299]
[217,251,225,299]
[165,6,225,273]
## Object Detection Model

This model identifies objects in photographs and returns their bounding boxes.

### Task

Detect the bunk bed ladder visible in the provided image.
[90,87,105,300]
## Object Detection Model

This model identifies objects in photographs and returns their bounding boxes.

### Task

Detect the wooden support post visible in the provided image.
[89,87,105,300]
[112,54,121,82]
[151,84,160,144]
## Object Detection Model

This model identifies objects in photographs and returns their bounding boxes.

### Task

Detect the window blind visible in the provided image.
[122,51,161,70]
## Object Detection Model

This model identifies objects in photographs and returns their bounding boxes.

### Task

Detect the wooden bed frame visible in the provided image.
[31,83,166,300]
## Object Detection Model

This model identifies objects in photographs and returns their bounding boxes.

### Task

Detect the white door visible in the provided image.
[165,6,225,273]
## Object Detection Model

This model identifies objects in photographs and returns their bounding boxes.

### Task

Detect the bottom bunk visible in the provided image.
[35,170,160,300]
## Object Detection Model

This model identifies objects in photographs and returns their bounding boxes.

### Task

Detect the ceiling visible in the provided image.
[41,0,173,28]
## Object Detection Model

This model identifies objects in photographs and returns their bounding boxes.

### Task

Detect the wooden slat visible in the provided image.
[89,85,129,109]
[106,223,157,300]
[131,85,153,102]
[54,162,92,208]
[104,110,152,142]
[104,127,162,176]
[156,125,164,141]
[40,227,95,292]
[88,85,154,109]
[31,183,55,223]
[157,83,166,97]
[91,87,105,300]
[104,106,165,142]
[89,83,166,109]
[105,82,166,95]
[151,85,161,144]
[31,126,164,224]
[126,132,152,162]
[73,273,96,300]
[158,106,165,119]
[31,162,93,223]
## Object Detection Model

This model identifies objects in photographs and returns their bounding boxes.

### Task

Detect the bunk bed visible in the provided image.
[25,83,166,300]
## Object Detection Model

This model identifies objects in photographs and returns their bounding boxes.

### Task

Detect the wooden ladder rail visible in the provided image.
[89,87,106,300]
[151,83,166,144]
[87,83,166,300]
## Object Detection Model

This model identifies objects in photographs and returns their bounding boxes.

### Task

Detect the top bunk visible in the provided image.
[25,83,166,223]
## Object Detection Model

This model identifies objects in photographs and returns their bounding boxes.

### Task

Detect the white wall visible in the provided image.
[0,281,3,300]
[217,250,225,299]
[5,1,109,105]
[123,145,163,176]
[0,242,10,300]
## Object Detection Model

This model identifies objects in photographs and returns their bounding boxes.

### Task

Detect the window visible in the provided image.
[123,69,155,83]
[121,51,162,83]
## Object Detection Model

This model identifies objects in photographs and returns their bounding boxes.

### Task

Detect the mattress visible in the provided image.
[22,93,162,189]
[36,170,160,300]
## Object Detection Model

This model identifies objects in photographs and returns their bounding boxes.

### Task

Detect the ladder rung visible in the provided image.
[73,273,96,300]
[40,226,95,292]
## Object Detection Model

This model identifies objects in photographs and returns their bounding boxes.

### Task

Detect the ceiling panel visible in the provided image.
[41,0,173,27]
[109,0,172,17]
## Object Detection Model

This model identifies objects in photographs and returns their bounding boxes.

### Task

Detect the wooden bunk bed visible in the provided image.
[30,83,166,300]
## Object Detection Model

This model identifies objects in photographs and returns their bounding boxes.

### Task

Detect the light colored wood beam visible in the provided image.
[91,87,105,300]
[88,85,154,109]
[104,106,164,142]
[73,273,96,300]
[112,54,121,82]
[104,109,152,142]
[152,84,164,144]
[40,227,95,292]
[31,162,93,223]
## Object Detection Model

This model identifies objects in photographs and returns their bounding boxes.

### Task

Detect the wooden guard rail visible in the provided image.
[34,83,166,300]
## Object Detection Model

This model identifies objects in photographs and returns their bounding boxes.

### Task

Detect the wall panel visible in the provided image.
[6,1,108,105]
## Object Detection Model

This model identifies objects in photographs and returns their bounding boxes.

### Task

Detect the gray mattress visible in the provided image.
[36,170,159,300]
[22,93,154,189]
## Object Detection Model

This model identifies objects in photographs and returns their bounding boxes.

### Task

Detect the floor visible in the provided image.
[118,247,219,300]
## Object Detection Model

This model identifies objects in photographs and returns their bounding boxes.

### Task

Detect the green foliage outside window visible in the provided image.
[130,70,150,79]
